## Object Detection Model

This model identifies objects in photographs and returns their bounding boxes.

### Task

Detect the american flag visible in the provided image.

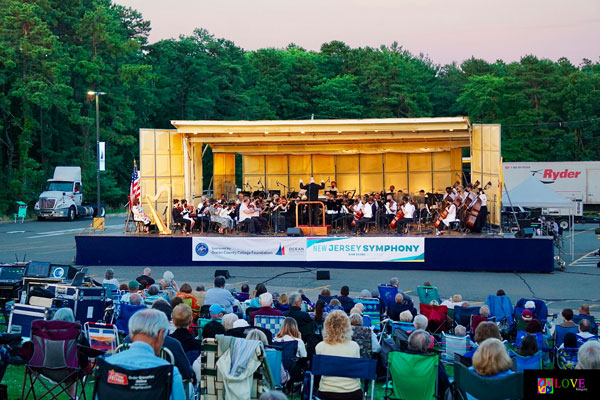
[129,161,141,210]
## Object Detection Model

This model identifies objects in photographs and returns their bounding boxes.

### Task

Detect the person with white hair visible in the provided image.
[284,292,316,340]
[407,329,450,397]
[250,292,284,325]
[105,308,185,399]
[102,268,119,286]
[136,267,155,286]
[222,313,239,331]
[454,325,467,337]
[129,293,143,306]
[577,340,600,369]
[359,289,372,299]
[441,294,464,309]
[413,314,428,331]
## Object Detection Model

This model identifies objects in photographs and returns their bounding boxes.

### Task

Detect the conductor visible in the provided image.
[300,177,325,226]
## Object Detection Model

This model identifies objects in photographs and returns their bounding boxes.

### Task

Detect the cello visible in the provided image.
[350,210,363,227]
[464,182,492,229]
[434,200,450,229]
[389,209,404,229]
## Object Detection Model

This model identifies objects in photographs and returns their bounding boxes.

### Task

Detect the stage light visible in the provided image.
[229,132,233,134]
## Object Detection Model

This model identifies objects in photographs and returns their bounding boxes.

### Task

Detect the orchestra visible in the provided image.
[164,176,492,236]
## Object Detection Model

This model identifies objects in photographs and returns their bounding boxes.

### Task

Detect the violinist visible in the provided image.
[328,181,339,196]
[325,192,341,226]
[239,196,263,235]
[271,196,288,233]
[172,199,191,234]
[195,198,211,232]
[436,199,457,236]
[384,194,398,226]
[352,197,375,235]
[181,199,196,232]
[397,196,415,235]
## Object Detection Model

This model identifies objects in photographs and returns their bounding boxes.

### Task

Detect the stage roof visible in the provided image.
[171,117,471,153]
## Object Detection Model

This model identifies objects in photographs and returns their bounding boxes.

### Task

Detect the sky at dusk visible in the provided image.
[115,0,600,65]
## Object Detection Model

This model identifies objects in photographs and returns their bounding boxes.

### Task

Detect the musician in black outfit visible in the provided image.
[172,199,191,233]
[299,177,325,226]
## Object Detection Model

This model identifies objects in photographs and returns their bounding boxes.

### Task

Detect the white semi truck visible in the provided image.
[34,166,105,221]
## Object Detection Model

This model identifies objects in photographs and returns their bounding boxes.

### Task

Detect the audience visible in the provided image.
[577,340,600,369]
[406,329,450,397]
[561,332,578,349]
[517,334,539,357]
[577,319,595,341]
[274,317,308,359]
[399,310,413,323]
[471,338,513,378]
[120,280,140,304]
[161,270,179,298]
[250,292,284,325]
[454,325,467,337]
[284,292,315,340]
[222,313,239,331]
[552,308,577,342]
[176,283,200,315]
[413,314,428,331]
[246,328,269,346]
[107,309,185,399]
[145,284,165,304]
[170,304,202,353]
[171,296,184,309]
[315,310,362,400]
[441,294,464,309]
[249,283,269,308]
[387,293,417,320]
[102,268,119,286]
[337,286,354,313]
[202,304,226,339]
[129,293,143,306]
[236,283,251,302]
[136,267,155,286]
[471,305,490,333]
[515,309,534,333]
[349,313,380,358]
[276,293,290,312]
[204,276,236,313]
[525,319,543,334]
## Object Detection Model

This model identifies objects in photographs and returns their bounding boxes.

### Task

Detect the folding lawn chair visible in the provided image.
[308,355,377,400]
[378,285,398,309]
[254,315,286,337]
[509,350,542,372]
[453,306,480,330]
[22,320,89,400]
[420,303,448,333]
[355,298,381,328]
[115,303,147,335]
[554,325,578,348]
[93,356,173,400]
[453,362,524,400]
[417,285,441,305]
[441,332,472,364]
[84,322,120,356]
[556,347,578,369]
[485,294,514,324]
[384,351,438,400]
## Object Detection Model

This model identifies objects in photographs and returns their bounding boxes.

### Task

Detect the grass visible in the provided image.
[3,364,94,400]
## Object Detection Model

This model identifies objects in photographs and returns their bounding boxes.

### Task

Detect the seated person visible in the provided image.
[327,299,344,311]
[131,198,151,232]
[274,317,308,359]
[107,309,185,399]
[552,308,578,343]
[129,293,143,306]
[275,293,290,312]
[574,304,598,334]
[249,283,268,309]
[406,329,450,397]
[145,284,167,305]
[226,319,273,344]
[387,293,417,321]
[250,293,284,326]
[284,292,316,340]
[204,276,236,314]
[120,280,140,304]
[102,268,119,287]
[525,319,543,334]
[202,305,226,339]
[471,305,490,333]
[413,314,428,331]
[337,286,355,313]
[463,322,503,359]
[517,334,538,357]
[315,311,362,400]
[577,319,596,342]
[236,283,250,302]
[170,304,202,354]
[136,267,156,286]
[560,332,579,349]
[221,313,239,332]
[349,313,380,358]
[441,294,464,309]
[176,283,200,317]
[515,309,534,333]
[455,325,467,337]
[470,338,514,378]
[577,341,600,369]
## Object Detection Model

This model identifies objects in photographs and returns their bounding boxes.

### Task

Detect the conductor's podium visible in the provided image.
[298,225,332,236]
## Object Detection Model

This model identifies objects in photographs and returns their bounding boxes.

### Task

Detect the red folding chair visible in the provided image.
[420,304,448,333]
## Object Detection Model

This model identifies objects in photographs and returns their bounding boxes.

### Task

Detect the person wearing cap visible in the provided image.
[120,280,140,304]
[516,309,534,333]
[202,304,226,339]
[250,292,284,326]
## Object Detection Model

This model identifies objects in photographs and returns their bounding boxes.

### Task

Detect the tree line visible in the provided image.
[1,0,598,215]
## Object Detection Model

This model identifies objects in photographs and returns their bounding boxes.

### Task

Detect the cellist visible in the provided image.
[396,196,416,235]
[436,200,457,236]
[384,194,398,226]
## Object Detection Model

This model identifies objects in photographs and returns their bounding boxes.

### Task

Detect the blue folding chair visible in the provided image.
[515,331,543,350]
[554,325,578,348]
[102,283,119,300]
[392,321,415,334]
[576,334,599,347]
[378,285,398,309]
[515,298,548,323]
[509,350,542,372]
[485,294,514,324]
[355,299,381,328]
[115,303,147,335]
[556,347,578,369]
[453,306,480,330]
[308,355,377,400]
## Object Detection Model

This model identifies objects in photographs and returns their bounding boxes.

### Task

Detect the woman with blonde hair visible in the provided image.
[315,310,362,400]
[274,317,307,358]
[471,338,514,378]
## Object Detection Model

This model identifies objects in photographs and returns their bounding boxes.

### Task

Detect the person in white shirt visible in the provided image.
[239,197,263,235]
[384,194,398,226]
[274,317,308,359]
[470,188,488,233]
[352,197,375,235]
[396,196,416,234]
[436,202,457,235]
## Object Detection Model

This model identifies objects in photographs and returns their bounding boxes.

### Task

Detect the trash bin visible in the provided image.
[15,201,27,223]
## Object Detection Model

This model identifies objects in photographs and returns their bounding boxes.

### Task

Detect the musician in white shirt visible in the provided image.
[471,188,488,233]
[352,197,375,235]
[396,196,416,234]
[239,197,263,235]
[436,202,457,236]
[384,194,398,226]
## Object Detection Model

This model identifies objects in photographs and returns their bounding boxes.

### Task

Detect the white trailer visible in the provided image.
[503,161,600,205]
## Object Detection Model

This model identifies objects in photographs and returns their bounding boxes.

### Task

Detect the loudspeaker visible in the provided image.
[515,227,534,238]
[214,270,231,279]
[287,227,303,237]
[316,271,330,280]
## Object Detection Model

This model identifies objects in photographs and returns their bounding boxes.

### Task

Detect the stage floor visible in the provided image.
[75,232,555,273]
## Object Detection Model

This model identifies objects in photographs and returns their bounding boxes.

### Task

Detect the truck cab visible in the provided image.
[34,167,103,220]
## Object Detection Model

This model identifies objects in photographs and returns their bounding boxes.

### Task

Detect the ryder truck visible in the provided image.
[34,166,104,221]
[503,161,600,228]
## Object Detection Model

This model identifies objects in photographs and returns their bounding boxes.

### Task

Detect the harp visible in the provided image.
[145,185,172,235]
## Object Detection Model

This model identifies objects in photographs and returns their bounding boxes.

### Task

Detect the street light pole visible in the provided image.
[88,91,106,217]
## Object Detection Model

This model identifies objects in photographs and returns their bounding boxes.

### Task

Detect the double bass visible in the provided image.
[464,182,492,229]
[389,209,404,229]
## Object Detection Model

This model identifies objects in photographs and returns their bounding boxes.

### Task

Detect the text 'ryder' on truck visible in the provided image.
[34,166,105,221]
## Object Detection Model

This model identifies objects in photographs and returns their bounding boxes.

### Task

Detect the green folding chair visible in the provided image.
[417,285,440,305]
[453,362,524,400]
[385,351,438,400]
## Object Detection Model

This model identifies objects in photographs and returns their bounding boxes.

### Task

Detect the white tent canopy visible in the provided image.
[503,176,574,209]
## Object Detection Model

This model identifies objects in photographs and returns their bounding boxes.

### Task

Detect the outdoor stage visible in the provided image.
[75,234,555,273]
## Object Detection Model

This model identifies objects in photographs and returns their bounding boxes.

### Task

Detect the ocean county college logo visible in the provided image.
[195,242,209,256]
